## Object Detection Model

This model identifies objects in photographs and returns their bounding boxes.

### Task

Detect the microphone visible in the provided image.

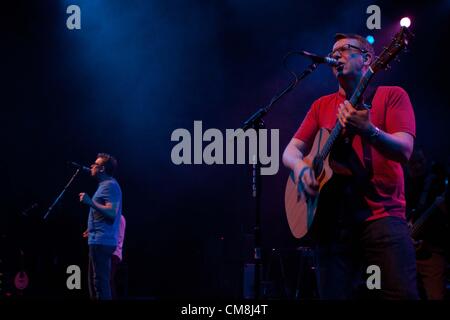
[299,50,341,67]
[68,161,90,173]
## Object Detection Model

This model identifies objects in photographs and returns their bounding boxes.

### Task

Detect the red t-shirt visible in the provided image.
[294,86,416,221]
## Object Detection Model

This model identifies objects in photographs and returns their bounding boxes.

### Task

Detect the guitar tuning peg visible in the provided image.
[385,64,391,70]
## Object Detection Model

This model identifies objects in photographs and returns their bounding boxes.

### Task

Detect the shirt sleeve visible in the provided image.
[385,86,416,137]
[293,99,320,149]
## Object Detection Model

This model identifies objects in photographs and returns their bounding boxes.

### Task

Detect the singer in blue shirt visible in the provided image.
[79,153,122,300]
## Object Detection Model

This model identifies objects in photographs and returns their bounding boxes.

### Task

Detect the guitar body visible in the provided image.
[284,128,333,239]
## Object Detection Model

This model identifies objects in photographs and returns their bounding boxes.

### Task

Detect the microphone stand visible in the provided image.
[241,62,318,299]
[43,168,81,220]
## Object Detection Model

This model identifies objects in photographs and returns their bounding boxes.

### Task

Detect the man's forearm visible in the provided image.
[283,144,310,184]
[365,124,413,163]
[90,200,116,220]
[282,144,304,171]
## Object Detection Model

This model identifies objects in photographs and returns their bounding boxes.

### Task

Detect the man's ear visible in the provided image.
[364,53,372,65]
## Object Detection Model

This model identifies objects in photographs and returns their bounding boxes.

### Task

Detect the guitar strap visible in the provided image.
[308,86,382,234]
[341,85,380,223]
[332,85,379,181]
[360,85,379,179]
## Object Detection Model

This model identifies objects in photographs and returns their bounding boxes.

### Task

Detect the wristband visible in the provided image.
[369,126,381,144]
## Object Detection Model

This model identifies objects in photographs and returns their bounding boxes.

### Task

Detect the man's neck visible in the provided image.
[338,71,364,99]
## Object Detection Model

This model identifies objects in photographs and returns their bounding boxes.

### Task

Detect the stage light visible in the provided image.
[400,17,411,28]
[366,35,375,44]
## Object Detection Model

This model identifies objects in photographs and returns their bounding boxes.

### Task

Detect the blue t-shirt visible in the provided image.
[87,178,122,246]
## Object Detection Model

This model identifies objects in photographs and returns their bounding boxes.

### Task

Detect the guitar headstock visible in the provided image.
[370,26,413,73]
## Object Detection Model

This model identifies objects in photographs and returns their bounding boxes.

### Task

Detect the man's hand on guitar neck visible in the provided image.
[337,100,371,135]
[337,99,414,163]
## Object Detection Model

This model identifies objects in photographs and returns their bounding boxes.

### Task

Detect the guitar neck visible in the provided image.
[411,202,438,239]
[411,186,448,239]
[318,69,375,160]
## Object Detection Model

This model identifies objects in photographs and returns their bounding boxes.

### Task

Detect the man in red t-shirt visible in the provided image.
[282,33,419,299]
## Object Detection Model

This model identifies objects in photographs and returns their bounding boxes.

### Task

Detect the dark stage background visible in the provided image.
[1,0,449,299]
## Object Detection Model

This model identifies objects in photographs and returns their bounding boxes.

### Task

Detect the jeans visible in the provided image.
[314,216,420,299]
[416,248,447,300]
[311,175,419,299]
[110,254,121,300]
[88,244,116,300]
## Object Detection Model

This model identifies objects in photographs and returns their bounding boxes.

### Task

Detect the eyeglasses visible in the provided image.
[328,44,367,59]
[91,163,103,168]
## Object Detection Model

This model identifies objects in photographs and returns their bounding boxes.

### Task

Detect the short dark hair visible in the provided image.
[97,153,118,176]
[334,33,375,59]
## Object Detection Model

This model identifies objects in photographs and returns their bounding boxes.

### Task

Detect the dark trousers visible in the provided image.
[416,249,447,300]
[311,175,419,300]
[110,254,121,300]
[314,216,419,299]
[88,244,116,300]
